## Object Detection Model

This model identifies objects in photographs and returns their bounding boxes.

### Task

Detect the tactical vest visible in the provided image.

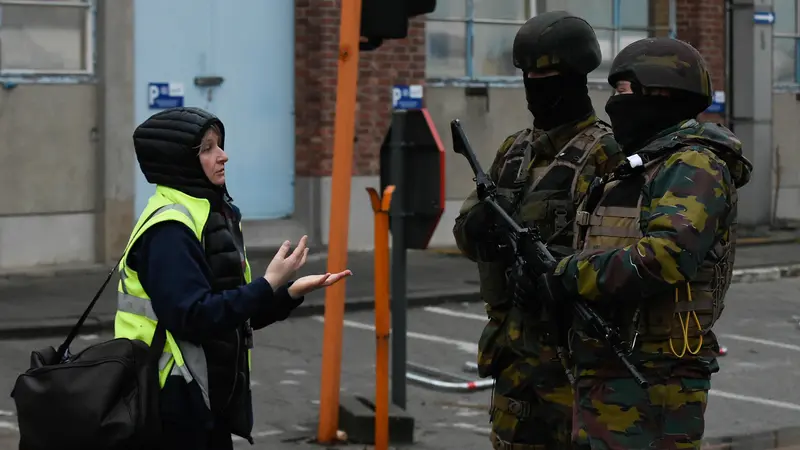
[572,147,736,357]
[480,122,613,310]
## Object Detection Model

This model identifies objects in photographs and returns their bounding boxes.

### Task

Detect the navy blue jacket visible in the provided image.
[127,221,304,341]
[125,220,304,446]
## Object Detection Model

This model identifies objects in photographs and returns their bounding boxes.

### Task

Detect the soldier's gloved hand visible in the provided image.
[508,262,537,298]
[462,202,512,262]
[536,270,568,307]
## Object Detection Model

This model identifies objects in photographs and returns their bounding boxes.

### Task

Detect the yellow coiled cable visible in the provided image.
[669,282,703,358]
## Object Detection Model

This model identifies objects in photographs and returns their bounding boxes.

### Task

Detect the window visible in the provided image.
[0,0,94,75]
[773,0,800,86]
[425,0,676,83]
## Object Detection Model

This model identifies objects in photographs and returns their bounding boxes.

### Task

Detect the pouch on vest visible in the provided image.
[11,213,168,450]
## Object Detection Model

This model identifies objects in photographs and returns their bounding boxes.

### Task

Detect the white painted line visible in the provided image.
[718,333,800,352]
[0,421,18,431]
[427,308,800,356]
[0,410,14,417]
[253,430,284,438]
[231,429,283,442]
[311,316,478,354]
[279,380,300,385]
[451,422,491,435]
[424,306,486,321]
[321,311,800,414]
[711,390,800,411]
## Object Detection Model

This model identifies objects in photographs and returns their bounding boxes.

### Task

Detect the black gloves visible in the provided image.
[536,270,568,308]
[462,201,514,262]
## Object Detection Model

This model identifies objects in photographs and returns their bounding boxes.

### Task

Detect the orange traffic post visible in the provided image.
[366,185,395,450]
[317,0,363,444]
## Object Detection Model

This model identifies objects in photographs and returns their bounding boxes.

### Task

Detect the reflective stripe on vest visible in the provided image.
[117,202,213,410]
[117,291,211,409]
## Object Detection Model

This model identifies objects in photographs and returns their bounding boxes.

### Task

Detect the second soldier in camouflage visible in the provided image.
[536,37,753,449]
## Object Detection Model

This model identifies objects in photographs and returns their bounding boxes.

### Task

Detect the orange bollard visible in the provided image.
[366,185,395,450]
[316,0,363,444]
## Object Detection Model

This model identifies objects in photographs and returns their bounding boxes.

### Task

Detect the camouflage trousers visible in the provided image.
[571,375,710,450]
[489,357,574,450]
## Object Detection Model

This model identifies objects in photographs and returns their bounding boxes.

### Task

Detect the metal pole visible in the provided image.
[366,185,395,450]
[389,109,408,409]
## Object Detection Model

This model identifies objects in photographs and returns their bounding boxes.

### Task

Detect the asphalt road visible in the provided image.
[0,277,799,449]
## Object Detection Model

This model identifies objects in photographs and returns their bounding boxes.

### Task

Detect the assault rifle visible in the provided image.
[450,119,649,390]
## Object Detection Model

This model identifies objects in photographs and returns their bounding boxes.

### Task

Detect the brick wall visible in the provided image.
[294,0,426,177]
[675,0,726,123]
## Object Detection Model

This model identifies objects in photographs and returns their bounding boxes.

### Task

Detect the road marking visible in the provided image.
[710,390,800,411]
[451,422,491,435]
[253,430,284,438]
[426,307,800,355]
[311,316,478,354]
[0,411,13,417]
[348,307,800,414]
[232,429,283,442]
[718,333,800,352]
[424,306,486,321]
[0,421,17,432]
[392,307,800,413]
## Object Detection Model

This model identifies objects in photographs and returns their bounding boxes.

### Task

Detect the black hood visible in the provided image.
[133,107,231,207]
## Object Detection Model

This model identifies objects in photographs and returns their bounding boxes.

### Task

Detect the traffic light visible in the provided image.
[360,0,436,51]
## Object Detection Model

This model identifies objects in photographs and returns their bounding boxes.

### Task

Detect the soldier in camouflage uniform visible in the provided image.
[536,37,753,449]
[452,11,626,449]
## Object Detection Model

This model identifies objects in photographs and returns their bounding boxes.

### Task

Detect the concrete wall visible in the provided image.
[773,92,800,221]
[0,84,97,268]
[0,0,135,271]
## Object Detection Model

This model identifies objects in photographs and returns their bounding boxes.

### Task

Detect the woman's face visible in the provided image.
[199,128,228,186]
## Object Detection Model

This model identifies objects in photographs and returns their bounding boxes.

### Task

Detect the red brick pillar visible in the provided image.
[295,1,427,178]
[676,0,727,124]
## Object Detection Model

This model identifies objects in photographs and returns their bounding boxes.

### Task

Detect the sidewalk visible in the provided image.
[0,242,798,339]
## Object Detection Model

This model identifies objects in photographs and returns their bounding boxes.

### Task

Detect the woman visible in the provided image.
[113,106,351,449]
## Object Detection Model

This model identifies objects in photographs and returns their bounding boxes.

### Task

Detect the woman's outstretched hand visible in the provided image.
[288,270,353,299]
[264,235,309,288]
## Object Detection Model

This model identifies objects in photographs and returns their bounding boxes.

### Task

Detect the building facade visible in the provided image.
[0,0,796,270]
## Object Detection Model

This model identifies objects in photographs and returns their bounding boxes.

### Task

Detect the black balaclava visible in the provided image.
[604,82,705,153]
[524,72,594,130]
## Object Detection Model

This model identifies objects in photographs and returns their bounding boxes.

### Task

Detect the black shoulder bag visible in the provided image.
[10,216,167,450]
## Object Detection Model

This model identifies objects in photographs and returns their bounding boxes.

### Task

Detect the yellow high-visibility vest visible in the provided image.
[114,185,253,410]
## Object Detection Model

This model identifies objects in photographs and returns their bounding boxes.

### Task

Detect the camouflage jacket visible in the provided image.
[452,113,625,378]
[554,119,752,375]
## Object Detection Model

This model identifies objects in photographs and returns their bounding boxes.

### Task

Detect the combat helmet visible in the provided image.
[512,11,602,75]
[608,37,713,108]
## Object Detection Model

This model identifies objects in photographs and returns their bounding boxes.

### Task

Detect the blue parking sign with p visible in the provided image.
[148,82,185,109]
[392,84,423,110]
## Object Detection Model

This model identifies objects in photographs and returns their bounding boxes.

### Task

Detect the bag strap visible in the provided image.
[55,206,166,362]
